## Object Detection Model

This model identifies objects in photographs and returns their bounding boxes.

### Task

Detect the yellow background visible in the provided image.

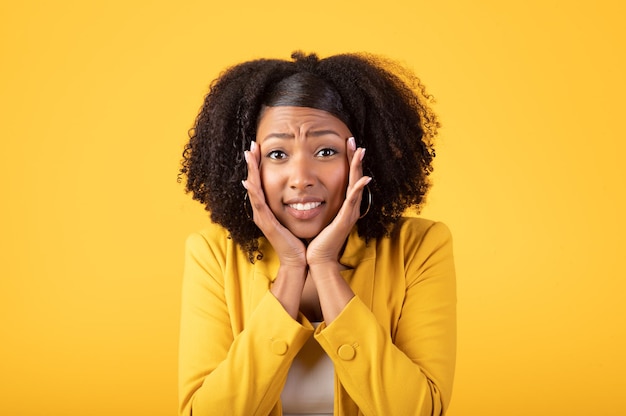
[1,1,624,415]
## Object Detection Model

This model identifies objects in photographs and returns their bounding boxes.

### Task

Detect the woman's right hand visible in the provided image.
[242,140,307,269]
[243,141,308,319]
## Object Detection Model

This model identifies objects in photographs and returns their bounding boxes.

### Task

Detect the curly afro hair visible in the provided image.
[180,51,440,261]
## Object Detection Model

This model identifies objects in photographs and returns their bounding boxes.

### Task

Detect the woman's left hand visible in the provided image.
[306,137,371,267]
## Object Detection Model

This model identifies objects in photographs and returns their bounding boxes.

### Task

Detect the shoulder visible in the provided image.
[390,217,453,247]
[358,218,454,287]
[186,221,232,251]
[187,221,231,245]
[383,218,454,279]
[184,222,238,271]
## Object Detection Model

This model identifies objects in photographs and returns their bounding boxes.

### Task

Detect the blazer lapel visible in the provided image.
[247,237,279,320]
[338,228,376,312]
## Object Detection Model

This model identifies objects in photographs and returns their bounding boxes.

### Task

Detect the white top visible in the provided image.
[281,322,334,415]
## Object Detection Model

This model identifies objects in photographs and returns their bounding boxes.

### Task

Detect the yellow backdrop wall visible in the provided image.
[1,1,624,415]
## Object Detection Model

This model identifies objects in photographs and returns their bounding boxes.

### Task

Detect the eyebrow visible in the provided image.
[262,130,342,141]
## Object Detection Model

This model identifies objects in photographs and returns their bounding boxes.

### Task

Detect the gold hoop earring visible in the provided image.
[243,193,253,220]
[359,184,372,219]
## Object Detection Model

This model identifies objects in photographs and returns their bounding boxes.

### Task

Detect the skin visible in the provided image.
[242,106,371,323]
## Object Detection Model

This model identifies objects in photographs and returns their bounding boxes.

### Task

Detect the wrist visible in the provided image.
[306,252,341,269]
[278,253,307,270]
[307,261,341,280]
[277,263,307,276]
[271,265,307,320]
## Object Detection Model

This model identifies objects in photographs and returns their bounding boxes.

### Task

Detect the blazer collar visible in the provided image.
[338,226,376,269]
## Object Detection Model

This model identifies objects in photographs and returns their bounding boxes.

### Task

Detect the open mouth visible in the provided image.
[288,202,323,211]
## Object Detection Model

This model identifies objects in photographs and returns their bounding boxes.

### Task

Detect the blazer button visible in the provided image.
[271,340,288,356]
[338,344,356,361]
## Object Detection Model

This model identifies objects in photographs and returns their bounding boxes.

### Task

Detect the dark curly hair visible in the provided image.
[180,51,440,261]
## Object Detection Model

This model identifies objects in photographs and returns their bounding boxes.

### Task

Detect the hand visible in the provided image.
[306,137,372,267]
[242,140,307,269]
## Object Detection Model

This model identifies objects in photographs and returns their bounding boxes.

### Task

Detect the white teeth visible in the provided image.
[289,202,322,211]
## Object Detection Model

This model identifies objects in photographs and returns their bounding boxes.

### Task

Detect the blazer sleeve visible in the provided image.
[178,231,314,416]
[314,221,456,416]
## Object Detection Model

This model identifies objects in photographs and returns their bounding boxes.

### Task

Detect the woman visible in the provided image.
[178,51,456,416]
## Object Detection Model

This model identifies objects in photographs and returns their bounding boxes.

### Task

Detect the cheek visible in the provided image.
[259,167,282,202]
[326,164,349,201]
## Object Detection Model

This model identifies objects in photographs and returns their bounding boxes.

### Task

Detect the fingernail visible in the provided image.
[359,148,366,161]
[244,151,249,163]
[241,180,248,189]
[366,176,373,184]
[348,137,356,151]
[250,141,256,152]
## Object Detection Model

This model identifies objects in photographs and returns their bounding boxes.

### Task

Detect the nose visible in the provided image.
[288,153,315,190]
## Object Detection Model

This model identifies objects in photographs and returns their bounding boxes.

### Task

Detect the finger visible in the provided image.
[346,136,357,166]
[346,175,372,212]
[331,175,371,231]
[243,141,262,188]
[242,142,271,221]
[346,137,360,188]
[250,139,261,169]
[347,147,366,191]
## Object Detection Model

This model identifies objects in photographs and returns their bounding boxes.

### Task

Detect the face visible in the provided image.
[256,106,352,240]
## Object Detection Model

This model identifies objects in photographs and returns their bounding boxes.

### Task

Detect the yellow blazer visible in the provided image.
[178,217,456,416]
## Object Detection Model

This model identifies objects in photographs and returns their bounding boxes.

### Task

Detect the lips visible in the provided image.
[283,198,324,220]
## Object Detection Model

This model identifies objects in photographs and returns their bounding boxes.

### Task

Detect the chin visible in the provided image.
[290,229,321,241]
[286,223,324,241]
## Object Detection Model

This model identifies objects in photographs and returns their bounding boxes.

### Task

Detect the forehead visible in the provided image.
[257,106,349,133]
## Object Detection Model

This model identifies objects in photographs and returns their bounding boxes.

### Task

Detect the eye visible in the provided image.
[266,150,287,160]
[316,148,338,158]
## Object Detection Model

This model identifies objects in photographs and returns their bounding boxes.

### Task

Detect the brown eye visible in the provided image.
[316,148,337,158]
[267,150,287,160]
